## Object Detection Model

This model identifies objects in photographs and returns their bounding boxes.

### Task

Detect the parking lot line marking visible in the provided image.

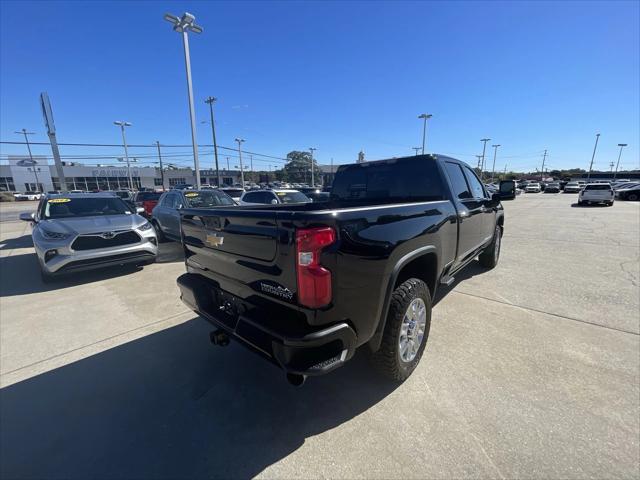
[452,290,640,336]
[0,309,192,380]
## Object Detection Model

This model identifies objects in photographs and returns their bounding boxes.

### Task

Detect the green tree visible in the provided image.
[283,151,320,184]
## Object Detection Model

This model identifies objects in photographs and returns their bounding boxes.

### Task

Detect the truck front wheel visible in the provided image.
[479,225,502,269]
[371,278,432,382]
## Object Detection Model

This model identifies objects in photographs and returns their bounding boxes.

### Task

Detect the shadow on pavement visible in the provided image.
[0,318,398,479]
[156,241,185,263]
[570,202,611,208]
[0,234,33,250]
[433,259,485,305]
[0,253,149,297]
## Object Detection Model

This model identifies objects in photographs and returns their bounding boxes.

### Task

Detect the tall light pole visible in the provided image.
[587,133,600,181]
[113,121,134,190]
[204,96,221,186]
[250,154,254,184]
[613,143,628,180]
[418,114,432,154]
[412,147,421,156]
[490,144,501,183]
[164,12,203,189]
[15,129,41,191]
[309,147,317,186]
[156,141,165,191]
[235,138,245,188]
[480,138,491,181]
[540,149,547,181]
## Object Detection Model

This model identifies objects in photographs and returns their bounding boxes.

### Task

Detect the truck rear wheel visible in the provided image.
[371,278,431,382]
[479,225,502,269]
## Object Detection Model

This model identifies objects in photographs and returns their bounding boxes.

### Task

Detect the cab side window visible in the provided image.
[444,162,472,200]
[462,166,487,199]
[163,193,177,208]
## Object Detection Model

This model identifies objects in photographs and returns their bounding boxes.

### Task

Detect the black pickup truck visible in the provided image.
[177,154,504,385]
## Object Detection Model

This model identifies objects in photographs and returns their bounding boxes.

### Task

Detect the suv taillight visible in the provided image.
[295,227,335,308]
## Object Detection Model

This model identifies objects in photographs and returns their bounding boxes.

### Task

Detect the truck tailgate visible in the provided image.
[180,207,298,301]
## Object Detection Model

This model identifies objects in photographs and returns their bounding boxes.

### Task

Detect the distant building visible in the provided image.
[0,155,246,192]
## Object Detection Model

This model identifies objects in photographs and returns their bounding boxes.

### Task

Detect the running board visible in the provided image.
[440,275,455,287]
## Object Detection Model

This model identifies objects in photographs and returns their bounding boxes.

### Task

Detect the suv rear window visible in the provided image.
[332,158,444,202]
[585,184,612,190]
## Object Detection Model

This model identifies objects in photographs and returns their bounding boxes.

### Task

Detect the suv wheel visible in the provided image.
[627,193,639,201]
[152,220,167,243]
[370,278,431,382]
[479,225,502,268]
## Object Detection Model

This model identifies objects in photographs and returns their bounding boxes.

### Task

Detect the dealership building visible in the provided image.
[0,155,251,192]
[1,155,339,192]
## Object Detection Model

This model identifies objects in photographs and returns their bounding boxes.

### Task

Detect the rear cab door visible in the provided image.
[461,165,496,247]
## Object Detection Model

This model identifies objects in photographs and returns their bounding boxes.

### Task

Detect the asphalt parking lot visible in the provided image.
[0,194,638,479]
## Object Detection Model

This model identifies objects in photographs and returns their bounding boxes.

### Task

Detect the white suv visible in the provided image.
[525,183,541,193]
[578,183,614,206]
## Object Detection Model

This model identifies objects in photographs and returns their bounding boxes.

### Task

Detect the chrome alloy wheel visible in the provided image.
[399,297,427,363]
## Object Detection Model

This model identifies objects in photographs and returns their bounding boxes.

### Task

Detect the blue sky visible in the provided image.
[1,0,638,173]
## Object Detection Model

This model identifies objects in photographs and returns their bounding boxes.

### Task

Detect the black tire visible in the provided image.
[607,201,614,207]
[479,225,502,269]
[152,220,167,243]
[370,278,431,382]
[40,267,54,284]
[627,193,639,201]
[578,200,584,206]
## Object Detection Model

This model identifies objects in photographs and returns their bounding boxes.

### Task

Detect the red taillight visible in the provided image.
[295,227,336,309]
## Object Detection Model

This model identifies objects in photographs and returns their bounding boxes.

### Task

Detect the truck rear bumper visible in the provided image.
[177,273,357,376]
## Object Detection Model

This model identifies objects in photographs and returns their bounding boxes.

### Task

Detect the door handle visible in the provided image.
[458,211,469,219]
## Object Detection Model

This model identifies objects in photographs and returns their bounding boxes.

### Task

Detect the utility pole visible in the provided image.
[613,143,628,180]
[476,155,483,171]
[156,141,165,191]
[15,129,41,191]
[114,121,134,190]
[540,150,547,181]
[309,147,317,186]
[204,96,221,186]
[412,147,421,156]
[250,154,254,184]
[491,144,501,183]
[587,133,600,181]
[418,114,432,154]
[503,164,507,179]
[164,12,204,189]
[226,156,230,171]
[480,138,491,181]
[235,138,245,188]
[609,162,615,172]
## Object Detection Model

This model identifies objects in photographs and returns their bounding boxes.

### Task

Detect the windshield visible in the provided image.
[183,190,235,207]
[44,197,131,219]
[584,184,612,190]
[221,189,244,198]
[275,191,311,203]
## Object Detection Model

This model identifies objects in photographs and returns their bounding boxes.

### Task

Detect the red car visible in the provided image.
[133,191,162,217]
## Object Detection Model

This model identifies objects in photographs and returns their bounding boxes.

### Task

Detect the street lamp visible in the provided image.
[613,143,628,180]
[490,144,501,183]
[204,96,221,186]
[113,121,134,190]
[14,129,40,191]
[235,138,245,188]
[587,133,601,181]
[164,12,203,189]
[480,138,491,181]
[309,148,317,186]
[418,114,432,154]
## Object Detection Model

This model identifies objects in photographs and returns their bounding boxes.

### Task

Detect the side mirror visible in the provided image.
[19,212,35,222]
[136,207,145,214]
[270,199,278,205]
[489,193,501,207]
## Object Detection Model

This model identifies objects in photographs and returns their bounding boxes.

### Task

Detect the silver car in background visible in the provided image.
[20,193,157,282]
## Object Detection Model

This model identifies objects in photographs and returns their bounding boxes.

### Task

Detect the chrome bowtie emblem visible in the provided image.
[206,232,224,247]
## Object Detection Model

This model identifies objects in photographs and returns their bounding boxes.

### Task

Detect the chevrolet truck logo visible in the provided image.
[206,233,224,247]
